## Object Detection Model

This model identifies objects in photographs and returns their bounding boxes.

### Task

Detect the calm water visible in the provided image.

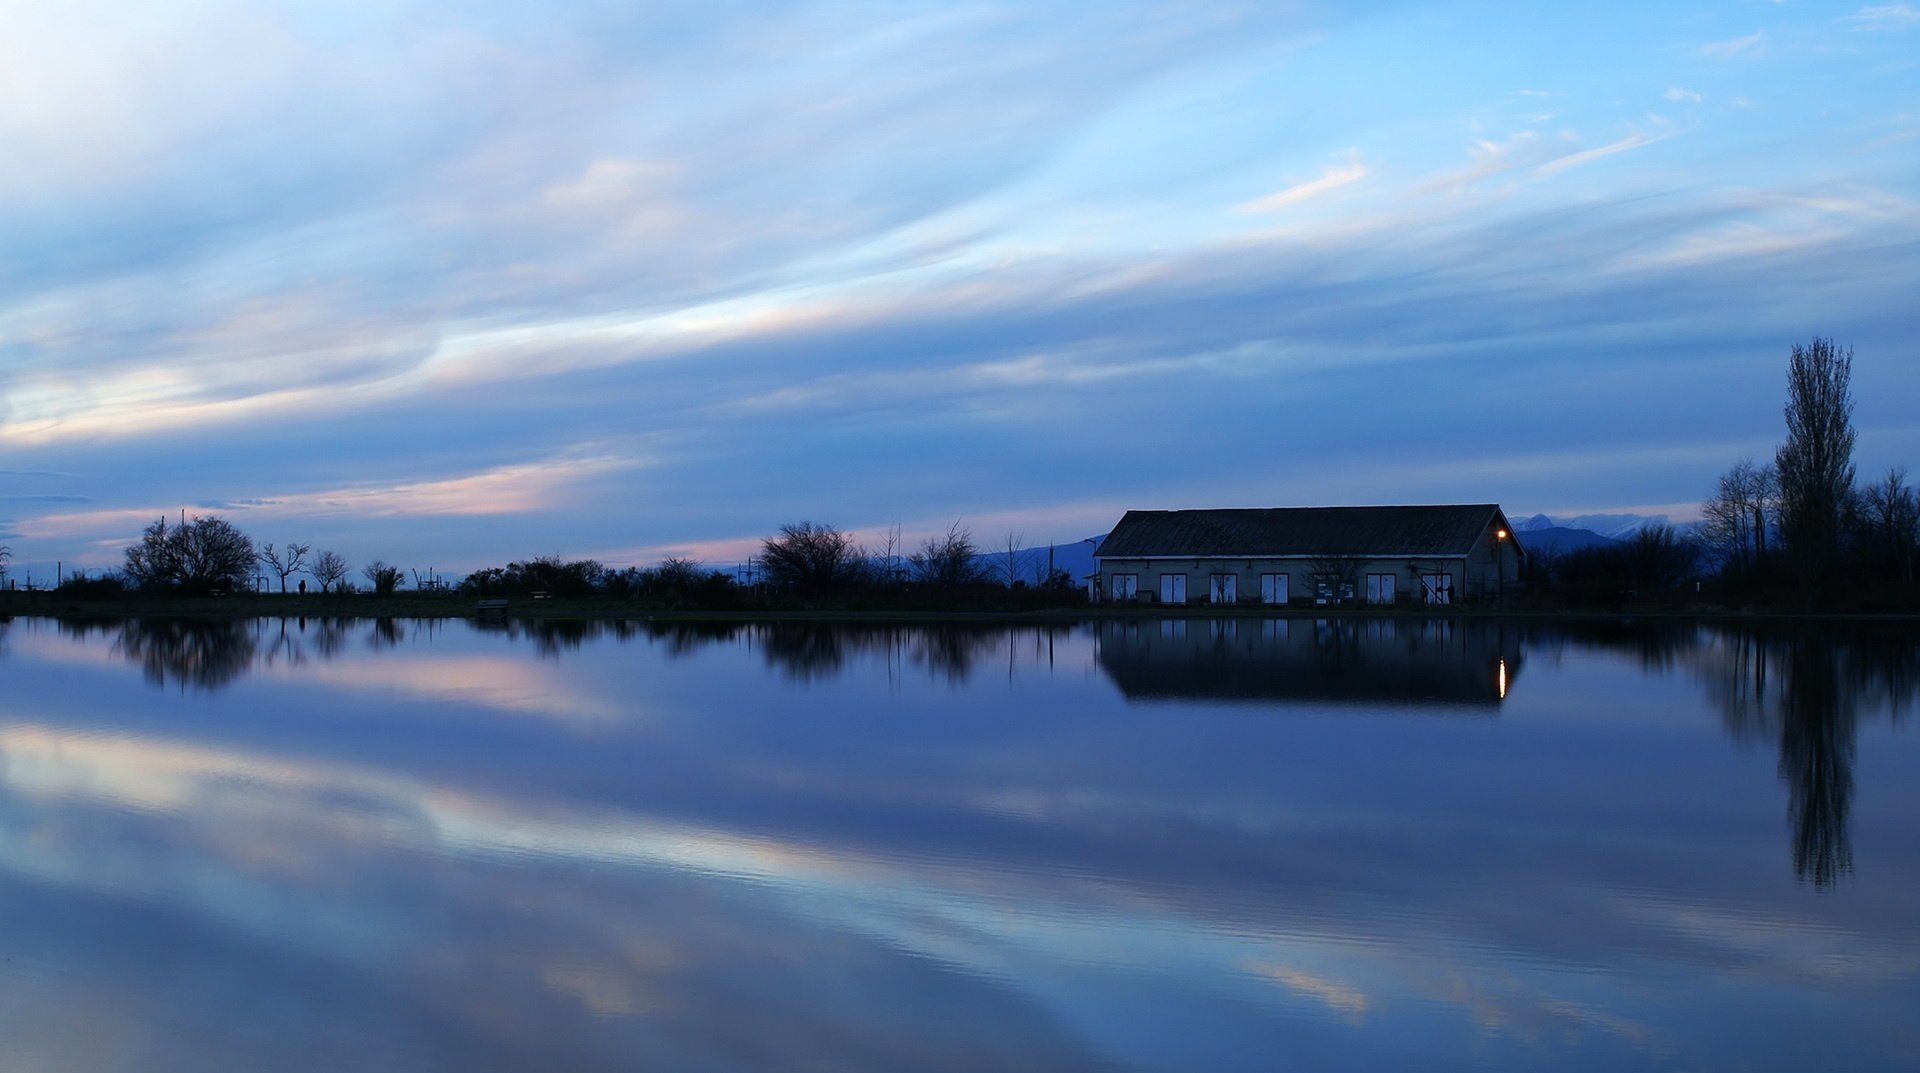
[0,615,1916,1072]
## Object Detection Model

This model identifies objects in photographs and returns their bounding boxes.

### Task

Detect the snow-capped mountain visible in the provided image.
[1517,513,1679,541]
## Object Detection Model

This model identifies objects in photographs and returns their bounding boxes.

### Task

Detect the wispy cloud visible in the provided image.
[1239,154,1370,213]
[1699,30,1765,58]
[1846,4,1920,31]
[18,451,648,545]
[227,453,652,520]
[1535,122,1673,177]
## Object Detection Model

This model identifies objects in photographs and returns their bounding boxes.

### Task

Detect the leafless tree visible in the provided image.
[761,521,861,590]
[310,550,349,593]
[910,520,982,586]
[124,515,256,593]
[998,531,1027,587]
[0,544,10,585]
[876,523,904,586]
[1308,554,1364,604]
[1859,467,1919,586]
[656,557,706,589]
[1775,338,1856,590]
[1701,458,1777,572]
[257,542,311,593]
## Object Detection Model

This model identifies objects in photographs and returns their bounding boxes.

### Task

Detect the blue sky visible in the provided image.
[3,0,1917,578]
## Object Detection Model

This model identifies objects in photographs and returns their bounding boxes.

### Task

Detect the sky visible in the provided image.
[2,0,1917,580]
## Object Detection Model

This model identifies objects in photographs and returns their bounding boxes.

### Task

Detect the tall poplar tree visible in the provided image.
[1774,338,1855,596]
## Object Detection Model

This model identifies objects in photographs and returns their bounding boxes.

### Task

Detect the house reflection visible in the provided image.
[1093,617,1522,707]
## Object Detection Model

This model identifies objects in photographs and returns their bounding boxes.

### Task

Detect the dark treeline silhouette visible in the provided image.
[1695,339,1919,610]
[1521,524,1701,609]
[22,514,1081,612]
[1519,338,1917,611]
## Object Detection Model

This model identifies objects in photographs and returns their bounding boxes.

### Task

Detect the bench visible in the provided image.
[474,598,510,615]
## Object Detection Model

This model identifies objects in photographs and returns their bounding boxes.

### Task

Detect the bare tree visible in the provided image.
[1308,554,1364,604]
[760,522,861,591]
[1859,467,1919,586]
[998,531,1027,587]
[1775,338,1856,592]
[124,515,256,593]
[310,550,349,593]
[257,542,311,593]
[0,544,10,586]
[362,560,405,595]
[910,521,982,586]
[876,523,904,586]
[1702,458,1777,573]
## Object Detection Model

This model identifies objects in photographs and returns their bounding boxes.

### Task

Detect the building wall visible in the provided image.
[1096,521,1523,605]
[1096,557,1451,605]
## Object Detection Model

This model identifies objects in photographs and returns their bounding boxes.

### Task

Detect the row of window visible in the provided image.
[1108,571,1454,605]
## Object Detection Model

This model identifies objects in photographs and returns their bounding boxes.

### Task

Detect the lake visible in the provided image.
[0,615,1916,1071]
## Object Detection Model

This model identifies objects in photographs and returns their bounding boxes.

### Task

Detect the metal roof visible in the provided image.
[1095,505,1514,560]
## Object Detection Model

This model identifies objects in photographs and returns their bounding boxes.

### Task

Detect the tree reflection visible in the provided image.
[748,624,1021,684]
[1779,639,1853,888]
[111,618,259,692]
[1686,625,1917,889]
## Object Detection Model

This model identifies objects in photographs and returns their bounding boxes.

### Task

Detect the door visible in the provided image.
[1210,573,1237,604]
[1260,573,1288,605]
[1160,573,1186,604]
[1366,573,1396,605]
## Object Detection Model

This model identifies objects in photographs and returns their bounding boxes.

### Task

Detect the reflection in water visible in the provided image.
[108,618,259,691]
[1779,641,1853,888]
[19,615,1917,896]
[1682,626,1918,889]
[1094,617,1523,707]
[0,614,1916,1071]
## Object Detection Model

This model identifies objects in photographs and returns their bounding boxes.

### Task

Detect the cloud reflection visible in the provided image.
[0,617,1915,1070]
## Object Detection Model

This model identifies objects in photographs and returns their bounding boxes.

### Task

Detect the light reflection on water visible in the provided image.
[0,614,1916,1072]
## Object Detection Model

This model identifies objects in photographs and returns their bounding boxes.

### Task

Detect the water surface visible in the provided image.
[0,615,1915,1071]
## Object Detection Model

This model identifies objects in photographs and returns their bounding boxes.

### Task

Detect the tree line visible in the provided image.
[1527,338,1916,611]
[14,510,1078,613]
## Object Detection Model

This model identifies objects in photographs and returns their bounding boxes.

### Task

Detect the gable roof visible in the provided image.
[1096,505,1513,560]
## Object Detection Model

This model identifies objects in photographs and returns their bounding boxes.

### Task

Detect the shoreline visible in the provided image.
[3,592,1917,624]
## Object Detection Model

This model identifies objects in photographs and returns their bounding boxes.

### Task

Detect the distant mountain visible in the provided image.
[1512,526,1617,557]
[994,537,1104,581]
[1517,512,1676,541]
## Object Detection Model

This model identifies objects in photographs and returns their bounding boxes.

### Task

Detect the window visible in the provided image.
[1420,572,1453,605]
[1159,573,1187,604]
[1209,573,1238,604]
[1366,573,1396,605]
[1260,573,1289,605]
[1314,575,1355,605]
[1111,573,1138,601]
